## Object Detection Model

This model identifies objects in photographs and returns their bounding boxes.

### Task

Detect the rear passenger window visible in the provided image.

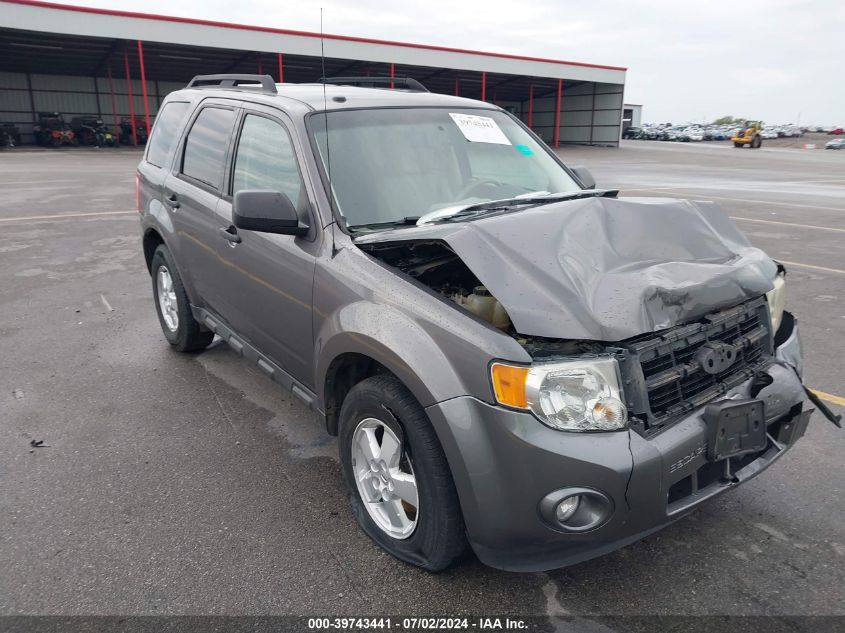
[182,107,236,190]
[232,114,304,204]
[145,101,189,168]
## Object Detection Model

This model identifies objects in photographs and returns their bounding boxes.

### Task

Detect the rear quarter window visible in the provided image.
[145,101,190,168]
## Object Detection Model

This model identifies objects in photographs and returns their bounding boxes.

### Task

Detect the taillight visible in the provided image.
[135,173,141,212]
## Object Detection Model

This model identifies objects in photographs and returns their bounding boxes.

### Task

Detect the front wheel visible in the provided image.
[339,375,468,571]
[150,245,214,352]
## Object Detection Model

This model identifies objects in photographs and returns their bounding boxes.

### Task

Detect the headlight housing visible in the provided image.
[491,357,628,432]
[766,270,786,333]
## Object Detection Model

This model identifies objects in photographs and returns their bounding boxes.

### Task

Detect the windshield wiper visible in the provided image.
[418,189,618,225]
[348,216,421,233]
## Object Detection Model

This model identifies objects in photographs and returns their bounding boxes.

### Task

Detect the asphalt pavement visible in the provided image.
[0,142,842,622]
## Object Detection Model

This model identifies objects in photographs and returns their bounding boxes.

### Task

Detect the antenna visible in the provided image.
[320,8,338,257]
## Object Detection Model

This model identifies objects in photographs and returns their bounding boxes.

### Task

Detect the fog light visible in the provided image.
[555,496,581,522]
[539,487,614,533]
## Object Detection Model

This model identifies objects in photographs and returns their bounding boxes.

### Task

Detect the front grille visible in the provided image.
[620,297,772,435]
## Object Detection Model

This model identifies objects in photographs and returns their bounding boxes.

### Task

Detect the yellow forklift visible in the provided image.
[731,121,763,148]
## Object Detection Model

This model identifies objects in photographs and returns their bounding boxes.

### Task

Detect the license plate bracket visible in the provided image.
[704,398,767,461]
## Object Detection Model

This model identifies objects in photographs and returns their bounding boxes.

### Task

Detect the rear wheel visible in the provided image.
[150,245,214,352]
[751,135,762,148]
[338,375,468,571]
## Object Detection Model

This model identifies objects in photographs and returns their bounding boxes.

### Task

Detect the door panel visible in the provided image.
[166,103,238,311]
[212,110,318,386]
[215,197,316,383]
[164,174,225,308]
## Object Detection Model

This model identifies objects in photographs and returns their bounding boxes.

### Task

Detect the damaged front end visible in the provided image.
[352,195,839,571]
[354,197,809,431]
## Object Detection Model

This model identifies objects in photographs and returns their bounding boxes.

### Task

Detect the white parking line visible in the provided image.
[730,216,845,233]
[0,210,135,223]
[0,179,79,186]
[624,188,845,212]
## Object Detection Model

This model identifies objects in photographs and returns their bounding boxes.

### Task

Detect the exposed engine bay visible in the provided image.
[358,239,602,358]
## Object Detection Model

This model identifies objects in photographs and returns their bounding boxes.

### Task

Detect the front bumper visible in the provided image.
[425,314,810,572]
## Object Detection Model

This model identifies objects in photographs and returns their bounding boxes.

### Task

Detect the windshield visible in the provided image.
[312,108,581,229]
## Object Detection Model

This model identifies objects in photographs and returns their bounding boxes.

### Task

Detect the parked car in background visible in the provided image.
[829,127,844,135]
[825,138,845,149]
[685,127,704,141]
[622,126,642,139]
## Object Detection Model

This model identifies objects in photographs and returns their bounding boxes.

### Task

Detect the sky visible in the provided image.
[63,0,845,126]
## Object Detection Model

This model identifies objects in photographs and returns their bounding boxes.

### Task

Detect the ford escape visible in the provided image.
[137,74,835,572]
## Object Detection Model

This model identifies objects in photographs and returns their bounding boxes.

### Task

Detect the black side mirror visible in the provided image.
[570,166,596,190]
[233,190,309,236]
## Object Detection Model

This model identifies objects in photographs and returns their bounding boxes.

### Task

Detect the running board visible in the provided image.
[192,306,317,411]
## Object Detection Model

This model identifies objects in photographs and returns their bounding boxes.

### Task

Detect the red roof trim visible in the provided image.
[2,0,627,72]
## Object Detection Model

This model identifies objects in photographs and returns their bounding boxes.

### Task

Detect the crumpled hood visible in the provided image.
[355,196,777,341]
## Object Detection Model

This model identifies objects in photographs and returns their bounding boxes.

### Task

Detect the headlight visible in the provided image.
[766,271,786,332]
[491,357,628,431]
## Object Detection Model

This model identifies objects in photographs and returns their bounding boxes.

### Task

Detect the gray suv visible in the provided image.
[138,74,822,572]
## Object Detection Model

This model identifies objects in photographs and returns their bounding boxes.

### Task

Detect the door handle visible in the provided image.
[164,193,180,209]
[219,226,242,244]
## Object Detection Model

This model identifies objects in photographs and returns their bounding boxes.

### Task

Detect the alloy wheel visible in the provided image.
[351,417,419,539]
[156,265,179,332]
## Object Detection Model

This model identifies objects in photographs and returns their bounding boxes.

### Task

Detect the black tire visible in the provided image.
[338,375,468,571]
[751,135,762,148]
[733,141,743,148]
[150,244,214,352]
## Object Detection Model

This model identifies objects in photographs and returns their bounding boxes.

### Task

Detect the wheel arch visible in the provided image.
[142,227,165,274]
[315,304,472,436]
[322,352,394,436]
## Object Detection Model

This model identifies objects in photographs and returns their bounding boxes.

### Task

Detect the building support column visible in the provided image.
[390,63,394,89]
[278,53,284,83]
[454,77,459,96]
[107,65,119,136]
[137,40,151,138]
[481,71,486,101]
[25,73,36,127]
[123,47,137,145]
[553,79,562,148]
[93,75,102,116]
[528,84,533,129]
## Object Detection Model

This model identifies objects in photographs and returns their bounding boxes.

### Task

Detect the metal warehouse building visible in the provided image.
[0,0,627,147]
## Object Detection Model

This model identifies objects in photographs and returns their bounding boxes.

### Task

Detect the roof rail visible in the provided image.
[186,74,277,94]
[318,76,429,92]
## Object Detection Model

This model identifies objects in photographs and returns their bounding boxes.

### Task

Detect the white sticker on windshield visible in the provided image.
[449,113,511,145]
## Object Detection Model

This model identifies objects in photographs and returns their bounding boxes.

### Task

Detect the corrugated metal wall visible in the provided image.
[525,82,623,147]
[0,71,183,144]
[0,71,622,147]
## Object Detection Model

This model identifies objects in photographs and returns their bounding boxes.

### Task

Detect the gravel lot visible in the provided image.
[1,141,843,623]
